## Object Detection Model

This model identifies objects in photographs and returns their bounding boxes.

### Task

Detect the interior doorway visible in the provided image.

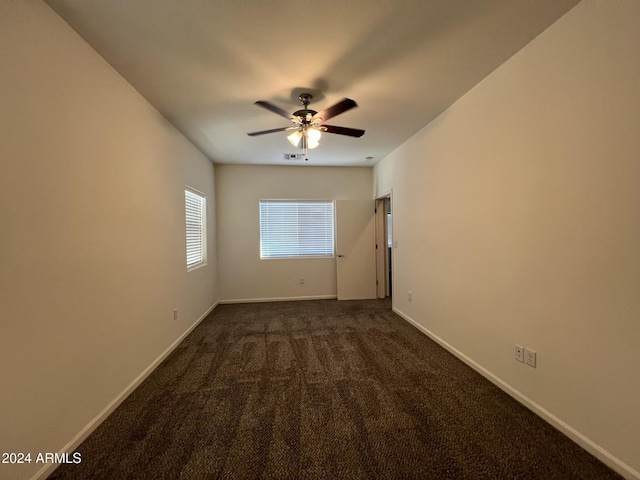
[375,194,392,303]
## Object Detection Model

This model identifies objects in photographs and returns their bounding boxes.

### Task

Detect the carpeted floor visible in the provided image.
[48,299,621,479]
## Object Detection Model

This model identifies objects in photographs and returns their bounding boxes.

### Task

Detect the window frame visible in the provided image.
[259,199,336,260]
[185,186,207,271]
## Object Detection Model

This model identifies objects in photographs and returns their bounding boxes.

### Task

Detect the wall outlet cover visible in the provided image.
[515,344,525,363]
[525,348,537,368]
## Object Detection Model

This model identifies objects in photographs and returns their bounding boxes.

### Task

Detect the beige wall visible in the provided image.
[375,1,640,477]
[0,2,218,479]
[216,164,372,302]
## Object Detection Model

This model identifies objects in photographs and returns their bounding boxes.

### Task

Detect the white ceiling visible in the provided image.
[45,0,579,167]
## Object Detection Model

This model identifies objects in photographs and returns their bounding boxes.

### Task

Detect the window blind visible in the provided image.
[259,201,335,259]
[185,188,206,269]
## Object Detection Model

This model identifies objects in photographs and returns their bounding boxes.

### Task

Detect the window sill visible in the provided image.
[187,261,208,272]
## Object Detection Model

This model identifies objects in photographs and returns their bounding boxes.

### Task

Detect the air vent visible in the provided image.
[283,153,304,161]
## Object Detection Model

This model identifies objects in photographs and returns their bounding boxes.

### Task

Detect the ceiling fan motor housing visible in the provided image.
[293,109,318,122]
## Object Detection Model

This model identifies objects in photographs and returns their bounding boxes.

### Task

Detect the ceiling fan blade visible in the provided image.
[322,125,365,138]
[313,98,357,122]
[247,126,294,136]
[254,100,292,120]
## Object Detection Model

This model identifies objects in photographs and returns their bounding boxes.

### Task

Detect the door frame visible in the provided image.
[375,190,393,300]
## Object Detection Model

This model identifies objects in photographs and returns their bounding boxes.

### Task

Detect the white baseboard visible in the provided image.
[219,295,337,304]
[392,307,639,480]
[34,301,219,480]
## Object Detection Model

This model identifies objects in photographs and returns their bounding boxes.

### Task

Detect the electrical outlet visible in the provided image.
[173,308,178,321]
[299,277,304,284]
[408,291,412,301]
[515,344,524,363]
[525,348,537,368]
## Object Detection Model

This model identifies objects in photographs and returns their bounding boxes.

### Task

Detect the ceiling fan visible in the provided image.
[247,93,365,153]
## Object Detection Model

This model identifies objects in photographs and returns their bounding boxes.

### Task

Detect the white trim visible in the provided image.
[220,295,337,304]
[35,301,219,480]
[375,189,392,201]
[374,189,393,301]
[392,307,640,480]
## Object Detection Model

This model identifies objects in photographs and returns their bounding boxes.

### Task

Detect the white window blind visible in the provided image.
[185,188,206,269]
[259,201,335,259]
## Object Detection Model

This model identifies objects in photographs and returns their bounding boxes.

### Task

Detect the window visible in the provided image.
[185,187,206,270]
[259,200,335,259]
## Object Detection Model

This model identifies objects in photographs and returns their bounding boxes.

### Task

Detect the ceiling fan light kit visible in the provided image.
[248,93,365,155]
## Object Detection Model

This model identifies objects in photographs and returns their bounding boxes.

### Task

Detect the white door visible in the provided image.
[335,199,377,300]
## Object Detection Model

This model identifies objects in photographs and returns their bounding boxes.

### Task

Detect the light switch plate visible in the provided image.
[525,348,536,368]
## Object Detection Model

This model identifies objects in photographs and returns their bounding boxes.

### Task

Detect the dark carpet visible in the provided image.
[49,299,621,479]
